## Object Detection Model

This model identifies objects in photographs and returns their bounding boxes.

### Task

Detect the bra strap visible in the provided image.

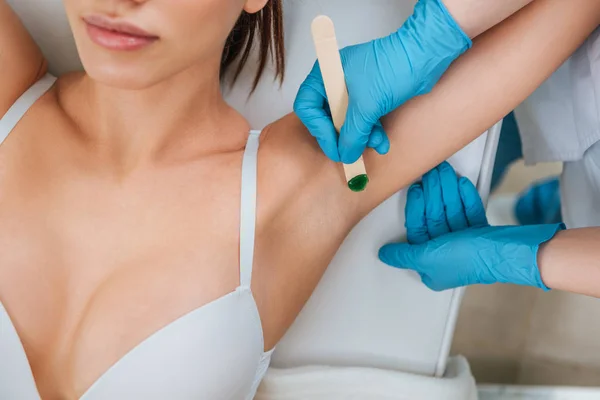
[0,74,57,145]
[239,130,261,289]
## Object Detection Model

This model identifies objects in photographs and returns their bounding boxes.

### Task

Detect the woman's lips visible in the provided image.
[83,15,158,51]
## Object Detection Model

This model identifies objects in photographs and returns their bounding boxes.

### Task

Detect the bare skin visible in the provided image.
[443,0,534,38]
[1,0,599,398]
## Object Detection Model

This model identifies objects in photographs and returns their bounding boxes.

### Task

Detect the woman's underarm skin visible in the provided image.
[444,0,534,38]
[355,0,600,213]
[538,228,600,298]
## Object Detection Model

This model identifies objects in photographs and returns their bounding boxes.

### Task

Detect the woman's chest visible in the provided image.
[0,287,265,400]
[0,169,250,398]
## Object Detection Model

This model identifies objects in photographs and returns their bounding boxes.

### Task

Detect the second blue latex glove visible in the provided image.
[294,0,472,163]
[515,178,562,225]
[379,162,564,292]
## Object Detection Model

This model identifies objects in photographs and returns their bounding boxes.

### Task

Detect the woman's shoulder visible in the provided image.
[258,113,361,209]
[259,114,340,189]
[0,58,48,119]
[0,72,80,180]
[261,114,320,152]
[256,113,358,234]
[256,114,356,217]
[0,70,82,129]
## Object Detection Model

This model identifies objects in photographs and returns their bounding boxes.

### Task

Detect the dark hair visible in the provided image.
[221,1,285,92]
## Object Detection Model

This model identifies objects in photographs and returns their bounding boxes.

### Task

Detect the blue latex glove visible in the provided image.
[378,162,565,291]
[515,177,562,225]
[404,162,488,244]
[294,0,472,163]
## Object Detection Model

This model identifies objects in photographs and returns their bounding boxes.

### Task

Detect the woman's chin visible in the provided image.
[81,60,163,90]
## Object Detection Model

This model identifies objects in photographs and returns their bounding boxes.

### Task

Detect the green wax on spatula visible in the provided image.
[348,174,369,192]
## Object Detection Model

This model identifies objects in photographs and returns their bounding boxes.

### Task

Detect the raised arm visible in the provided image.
[358,0,600,211]
[295,0,536,164]
[444,0,534,38]
[0,0,47,115]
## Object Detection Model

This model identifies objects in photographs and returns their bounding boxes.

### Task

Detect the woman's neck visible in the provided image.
[60,63,250,175]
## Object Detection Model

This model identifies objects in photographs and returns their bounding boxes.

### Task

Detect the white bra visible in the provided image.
[0,75,273,399]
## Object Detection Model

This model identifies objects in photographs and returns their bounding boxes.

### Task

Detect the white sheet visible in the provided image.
[255,356,478,400]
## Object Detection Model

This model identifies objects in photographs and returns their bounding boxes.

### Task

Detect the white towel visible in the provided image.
[255,356,477,400]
